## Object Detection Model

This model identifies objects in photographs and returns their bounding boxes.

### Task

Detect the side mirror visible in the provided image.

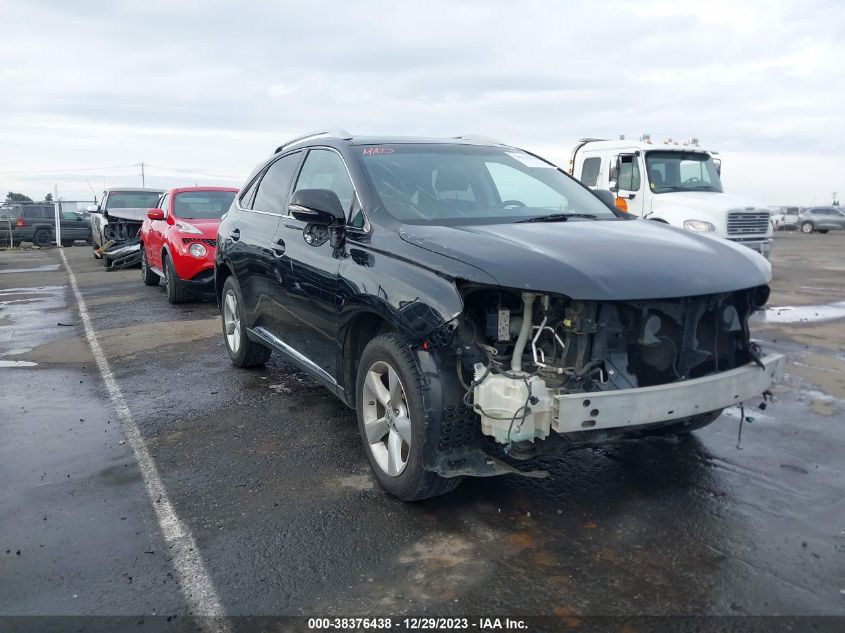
[289,189,346,225]
[146,208,165,221]
[87,204,101,213]
[713,158,722,176]
[594,189,617,211]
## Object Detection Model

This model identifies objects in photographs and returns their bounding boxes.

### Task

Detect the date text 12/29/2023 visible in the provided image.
[307,617,529,630]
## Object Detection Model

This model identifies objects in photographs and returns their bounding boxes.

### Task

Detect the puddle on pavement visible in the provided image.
[0,360,38,367]
[760,302,845,323]
[0,285,70,358]
[0,264,61,274]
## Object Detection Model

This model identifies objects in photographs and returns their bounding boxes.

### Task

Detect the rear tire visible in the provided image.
[801,221,814,234]
[33,228,52,247]
[818,229,829,234]
[221,276,271,367]
[140,247,159,286]
[356,333,462,501]
[164,254,190,303]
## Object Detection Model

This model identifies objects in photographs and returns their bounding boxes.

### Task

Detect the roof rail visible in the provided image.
[453,134,508,146]
[275,128,352,153]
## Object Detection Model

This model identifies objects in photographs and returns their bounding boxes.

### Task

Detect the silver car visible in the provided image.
[799,207,845,234]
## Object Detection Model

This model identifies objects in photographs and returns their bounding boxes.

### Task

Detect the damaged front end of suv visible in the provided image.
[419,280,784,478]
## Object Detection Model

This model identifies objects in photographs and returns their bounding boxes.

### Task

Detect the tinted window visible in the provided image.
[173,191,236,219]
[580,157,601,187]
[360,144,616,225]
[238,178,259,210]
[293,149,355,214]
[253,152,302,214]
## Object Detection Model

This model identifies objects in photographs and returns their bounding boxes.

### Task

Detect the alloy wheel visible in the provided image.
[223,289,241,354]
[362,360,412,477]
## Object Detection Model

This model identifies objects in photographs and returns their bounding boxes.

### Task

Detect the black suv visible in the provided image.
[0,203,91,247]
[215,132,782,500]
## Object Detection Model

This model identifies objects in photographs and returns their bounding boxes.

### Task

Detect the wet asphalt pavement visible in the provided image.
[0,233,843,625]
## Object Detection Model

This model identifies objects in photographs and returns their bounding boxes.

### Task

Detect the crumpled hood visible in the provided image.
[399,219,771,300]
[105,208,149,222]
[651,191,767,213]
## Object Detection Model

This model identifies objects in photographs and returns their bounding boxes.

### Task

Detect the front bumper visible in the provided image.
[553,353,785,434]
[728,237,773,258]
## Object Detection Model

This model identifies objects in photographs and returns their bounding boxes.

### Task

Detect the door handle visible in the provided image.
[230,228,240,241]
[271,238,286,257]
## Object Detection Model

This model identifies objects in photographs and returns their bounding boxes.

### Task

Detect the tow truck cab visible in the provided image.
[569,137,773,258]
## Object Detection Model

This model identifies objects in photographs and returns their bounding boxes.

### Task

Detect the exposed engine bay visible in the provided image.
[451,283,774,448]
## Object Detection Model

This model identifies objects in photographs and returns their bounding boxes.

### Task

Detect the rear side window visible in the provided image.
[580,157,601,187]
[253,152,303,215]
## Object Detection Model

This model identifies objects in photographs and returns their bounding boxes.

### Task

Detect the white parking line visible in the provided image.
[60,250,229,624]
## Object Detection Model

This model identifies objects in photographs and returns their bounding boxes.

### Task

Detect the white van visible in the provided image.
[570,137,773,257]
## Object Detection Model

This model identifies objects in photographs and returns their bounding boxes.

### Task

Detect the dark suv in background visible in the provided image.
[0,203,91,247]
[214,131,781,501]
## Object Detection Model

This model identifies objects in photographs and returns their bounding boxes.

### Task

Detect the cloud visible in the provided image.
[0,0,843,203]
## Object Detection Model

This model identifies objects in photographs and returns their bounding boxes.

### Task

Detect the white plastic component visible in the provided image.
[511,293,536,372]
[473,364,554,443]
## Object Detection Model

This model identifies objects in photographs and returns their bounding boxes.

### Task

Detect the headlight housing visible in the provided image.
[175,221,203,235]
[683,219,716,232]
[188,242,207,258]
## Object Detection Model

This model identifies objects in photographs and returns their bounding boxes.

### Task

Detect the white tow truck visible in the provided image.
[569,136,773,257]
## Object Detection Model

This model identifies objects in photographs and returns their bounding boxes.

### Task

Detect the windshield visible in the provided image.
[106,191,162,209]
[173,191,236,219]
[359,144,618,224]
[645,151,723,193]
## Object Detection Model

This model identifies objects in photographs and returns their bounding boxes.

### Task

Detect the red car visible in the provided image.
[139,187,238,303]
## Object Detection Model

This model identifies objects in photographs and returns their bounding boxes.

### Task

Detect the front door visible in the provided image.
[270,148,355,382]
[147,193,169,269]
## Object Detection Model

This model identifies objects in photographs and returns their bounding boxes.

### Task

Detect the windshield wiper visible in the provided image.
[516,213,597,223]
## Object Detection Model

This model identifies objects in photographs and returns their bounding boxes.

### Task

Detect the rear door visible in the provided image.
[231,151,304,334]
[270,147,354,382]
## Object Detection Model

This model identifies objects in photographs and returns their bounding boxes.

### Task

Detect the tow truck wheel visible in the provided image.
[801,221,815,234]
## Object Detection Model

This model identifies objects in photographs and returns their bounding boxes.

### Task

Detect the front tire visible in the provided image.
[140,248,159,286]
[164,254,190,303]
[801,221,815,234]
[221,276,271,367]
[356,333,462,501]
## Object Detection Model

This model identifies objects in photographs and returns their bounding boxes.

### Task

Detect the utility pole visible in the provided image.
[136,162,146,187]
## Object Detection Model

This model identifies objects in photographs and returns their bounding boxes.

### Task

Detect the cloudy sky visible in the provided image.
[1,0,843,205]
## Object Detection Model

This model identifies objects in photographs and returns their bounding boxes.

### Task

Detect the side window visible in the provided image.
[159,194,170,215]
[580,157,601,187]
[349,200,366,229]
[617,154,641,191]
[293,149,355,215]
[238,177,259,210]
[253,152,303,214]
